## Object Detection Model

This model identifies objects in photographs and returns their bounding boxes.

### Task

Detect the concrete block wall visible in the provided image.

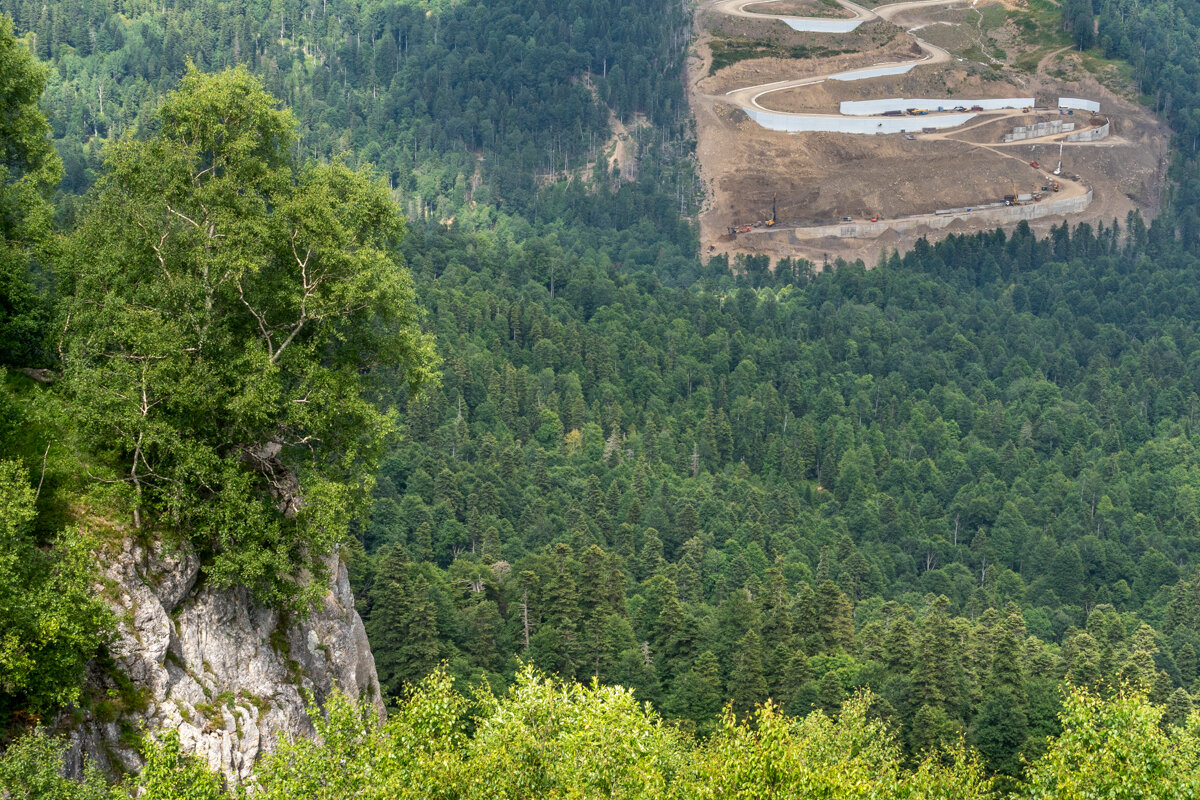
[1066,121,1109,142]
[1002,120,1076,142]
[767,189,1093,241]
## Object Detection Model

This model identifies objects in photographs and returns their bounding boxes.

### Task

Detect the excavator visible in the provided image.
[765,193,777,227]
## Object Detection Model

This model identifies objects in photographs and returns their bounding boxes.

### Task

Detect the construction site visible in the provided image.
[689,0,1170,264]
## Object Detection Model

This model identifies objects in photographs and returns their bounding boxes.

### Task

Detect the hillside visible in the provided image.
[3,0,1200,793]
[691,0,1170,262]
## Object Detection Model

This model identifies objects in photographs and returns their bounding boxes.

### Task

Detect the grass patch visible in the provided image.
[979,3,1009,31]
[1013,0,1072,49]
[709,37,848,75]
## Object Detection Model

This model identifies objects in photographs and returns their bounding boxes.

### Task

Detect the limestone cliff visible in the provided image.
[63,539,383,785]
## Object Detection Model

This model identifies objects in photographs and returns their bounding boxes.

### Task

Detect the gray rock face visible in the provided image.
[64,539,382,785]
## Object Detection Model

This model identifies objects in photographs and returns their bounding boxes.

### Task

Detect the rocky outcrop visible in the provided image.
[63,539,382,785]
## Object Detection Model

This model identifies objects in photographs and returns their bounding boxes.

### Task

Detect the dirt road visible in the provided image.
[696,0,1120,247]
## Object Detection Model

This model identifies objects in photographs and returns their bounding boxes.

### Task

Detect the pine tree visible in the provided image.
[728,629,767,718]
[815,670,843,715]
[971,608,1029,778]
[367,549,441,698]
[912,596,962,716]
[667,650,724,734]
[815,580,854,653]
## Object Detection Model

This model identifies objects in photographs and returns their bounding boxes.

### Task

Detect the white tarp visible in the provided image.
[830,63,916,81]
[781,17,863,31]
[839,97,1034,115]
[745,108,975,133]
[1058,97,1100,113]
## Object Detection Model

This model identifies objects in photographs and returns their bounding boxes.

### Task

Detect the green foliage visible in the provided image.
[0,459,112,718]
[1025,686,1200,800]
[58,66,437,608]
[0,15,60,366]
[684,694,993,799]
[0,0,694,218]
[114,731,226,800]
[707,38,845,75]
[0,729,109,800]
[14,670,1200,798]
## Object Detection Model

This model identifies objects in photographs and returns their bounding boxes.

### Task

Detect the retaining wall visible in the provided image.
[1003,120,1075,142]
[1058,97,1101,113]
[781,17,863,31]
[766,189,1093,240]
[829,63,915,81]
[745,108,975,133]
[1065,120,1109,142]
[839,97,1035,115]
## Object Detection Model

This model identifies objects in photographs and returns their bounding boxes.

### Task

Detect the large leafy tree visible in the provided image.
[59,66,437,608]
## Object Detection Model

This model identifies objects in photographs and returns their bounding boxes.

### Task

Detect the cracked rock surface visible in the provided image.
[63,539,382,785]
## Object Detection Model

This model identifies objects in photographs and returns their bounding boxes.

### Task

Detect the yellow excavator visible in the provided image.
[766,193,777,227]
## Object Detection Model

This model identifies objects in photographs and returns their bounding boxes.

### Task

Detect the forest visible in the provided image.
[1,0,1200,793]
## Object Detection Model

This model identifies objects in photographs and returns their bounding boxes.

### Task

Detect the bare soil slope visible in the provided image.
[689,0,1169,265]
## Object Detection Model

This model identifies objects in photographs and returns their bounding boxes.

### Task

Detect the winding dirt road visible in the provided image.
[713,0,960,117]
[701,0,1104,240]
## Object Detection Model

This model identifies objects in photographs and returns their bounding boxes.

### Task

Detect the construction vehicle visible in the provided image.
[766,193,777,227]
[738,225,752,233]
[1030,161,1039,168]
[1053,142,1063,176]
[970,105,984,111]
[882,109,904,117]
[1052,181,1060,192]
[870,215,879,222]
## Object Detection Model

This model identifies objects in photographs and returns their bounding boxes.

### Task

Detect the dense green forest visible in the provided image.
[0,0,697,217]
[3,0,1200,791]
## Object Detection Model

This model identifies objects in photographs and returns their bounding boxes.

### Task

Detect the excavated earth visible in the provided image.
[690,1,1169,265]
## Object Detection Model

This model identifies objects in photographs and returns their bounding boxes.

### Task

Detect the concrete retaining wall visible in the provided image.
[781,17,863,31]
[745,108,975,133]
[1003,120,1075,142]
[1065,120,1109,142]
[830,63,916,81]
[770,189,1092,240]
[1059,97,1101,113]
[839,97,1035,115]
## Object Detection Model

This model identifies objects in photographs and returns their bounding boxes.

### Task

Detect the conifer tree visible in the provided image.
[728,629,768,718]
